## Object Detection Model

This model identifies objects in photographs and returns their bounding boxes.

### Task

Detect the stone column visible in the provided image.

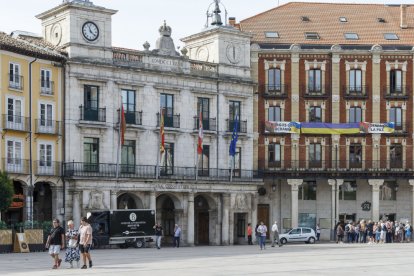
[72,191,81,228]
[409,180,414,224]
[187,192,194,246]
[368,179,384,221]
[251,193,258,242]
[287,179,303,228]
[149,191,156,211]
[110,190,118,210]
[23,186,31,222]
[221,194,230,245]
[51,186,63,221]
[328,179,343,230]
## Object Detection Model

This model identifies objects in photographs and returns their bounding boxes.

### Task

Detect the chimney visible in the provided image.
[228,17,236,27]
[401,4,408,29]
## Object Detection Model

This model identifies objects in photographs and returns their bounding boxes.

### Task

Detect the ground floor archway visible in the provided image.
[33,182,52,222]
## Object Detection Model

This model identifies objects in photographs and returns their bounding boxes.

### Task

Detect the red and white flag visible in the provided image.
[197,111,203,154]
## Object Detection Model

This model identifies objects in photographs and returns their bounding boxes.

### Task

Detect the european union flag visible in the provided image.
[229,115,239,156]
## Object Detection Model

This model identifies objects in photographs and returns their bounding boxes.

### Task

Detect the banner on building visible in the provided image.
[265,121,301,134]
[301,122,360,134]
[359,122,395,134]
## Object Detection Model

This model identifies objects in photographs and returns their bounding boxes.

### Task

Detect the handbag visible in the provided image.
[68,238,78,248]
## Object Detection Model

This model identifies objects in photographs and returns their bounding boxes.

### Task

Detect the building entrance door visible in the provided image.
[197,211,209,244]
[257,204,269,237]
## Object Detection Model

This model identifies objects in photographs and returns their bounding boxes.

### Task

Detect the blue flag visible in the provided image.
[229,115,239,156]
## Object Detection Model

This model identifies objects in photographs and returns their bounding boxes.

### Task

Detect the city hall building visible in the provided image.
[35,0,262,246]
[239,2,414,239]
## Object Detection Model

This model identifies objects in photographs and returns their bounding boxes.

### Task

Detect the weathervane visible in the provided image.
[205,0,228,28]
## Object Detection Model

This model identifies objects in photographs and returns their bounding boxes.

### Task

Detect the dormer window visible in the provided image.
[301,16,310,22]
[265,32,279,38]
[344,33,359,40]
[339,17,348,22]
[377,18,386,23]
[305,32,320,40]
[384,33,399,40]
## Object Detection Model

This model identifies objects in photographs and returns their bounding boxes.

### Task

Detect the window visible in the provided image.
[7,97,24,130]
[39,143,53,174]
[268,68,281,91]
[84,85,99,121]
[309,106,322,122]
[390,144,402,168]
[349,69,362,92]
[298,181,316,200]
[229,100,241,132]
[389,107,402,130]
[6,140,22,172]
[268,143,281,167]
[305,32,319,39]
[265,32,279,38]
[9,63,22,90]
[339,17,348,22]
[160,93,174,127]
[308,143,322,168]
[349,144,362,168]
[121,140,135,173]
[298,213,316,229]
[339,181,357,200]
[344,33,359,40]
[198,145,209,176]
[308,69,322,92]
[268,106,281,122]
[384,33,399,40]
[380,181,397,201]
[390,70,402,94]
[41,69,52,94]
[122,89,136,124]
[40,103,53,133]
[349,107,362,123]
[236,214,246,237]
[161,142,174,175]
[197,98,210,130]
[84,137,99,172]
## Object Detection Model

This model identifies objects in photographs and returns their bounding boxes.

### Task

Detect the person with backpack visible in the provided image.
[405,222,412,242]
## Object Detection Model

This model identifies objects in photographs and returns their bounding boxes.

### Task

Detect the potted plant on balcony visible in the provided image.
[0,171,14,253]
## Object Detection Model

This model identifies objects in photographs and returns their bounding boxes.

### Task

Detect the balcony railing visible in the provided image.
[79,105,106,122]
[40,80,54,95]
[342,85,369,99]
[2,158,30,174]
[63,162,262,182]
[226,119,247,133]
[119,110,143,126]
[259,84,289,98]
[193,117,217,131]
[34,161,61,176]
[8,74,23,90]
[156,113,180,128]
[302,85,330,98]
[35,119,62,135]
[383,85,410,99]
[2,115,29,132]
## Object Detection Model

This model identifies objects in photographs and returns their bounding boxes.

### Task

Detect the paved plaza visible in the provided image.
[0,243,413,276]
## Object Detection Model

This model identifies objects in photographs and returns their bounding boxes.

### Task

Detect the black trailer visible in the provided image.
[88,209,156,248]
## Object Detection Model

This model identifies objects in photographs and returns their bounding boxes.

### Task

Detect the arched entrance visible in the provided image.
[33,182,52,222]
[117,193,143,209]
[195,195,210,245]
[156,194,181,246]
[3,181,24,225]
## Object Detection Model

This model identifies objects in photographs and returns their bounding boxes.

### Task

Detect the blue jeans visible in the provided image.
[156,236,162,249]
[260,236,266,249]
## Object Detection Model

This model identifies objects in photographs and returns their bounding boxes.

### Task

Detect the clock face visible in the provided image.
[226,43,241,64]
[82,21,99,42]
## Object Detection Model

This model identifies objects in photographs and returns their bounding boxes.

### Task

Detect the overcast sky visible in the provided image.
[1,0,413,50]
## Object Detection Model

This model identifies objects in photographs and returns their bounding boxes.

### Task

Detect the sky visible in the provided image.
[1,0,414,50]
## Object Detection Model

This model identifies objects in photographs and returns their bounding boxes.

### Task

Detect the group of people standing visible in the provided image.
[248,221,283,250]
[335,219,412,244]
[45,217,93,269]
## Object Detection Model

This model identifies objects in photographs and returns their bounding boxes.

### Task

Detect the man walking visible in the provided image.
[154,223,163,249]
[79,217,93,269]
[247,223,253,245]
[45,219,65,269]
[271,221,282,247]
[173,224,181,248]
[257,221,267,250]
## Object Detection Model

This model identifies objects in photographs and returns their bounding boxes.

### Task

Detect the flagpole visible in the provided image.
[115,100,122,180]
[156,109,161,179]
[195,105,200,181]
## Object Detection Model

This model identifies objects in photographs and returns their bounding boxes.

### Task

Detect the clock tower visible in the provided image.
[36,0,117,59]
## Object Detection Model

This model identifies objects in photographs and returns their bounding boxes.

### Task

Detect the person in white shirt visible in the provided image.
[271,221,282,247]
[257,221,267,250]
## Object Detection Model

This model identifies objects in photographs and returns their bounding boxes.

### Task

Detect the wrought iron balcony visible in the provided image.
[2,115,29,132]
[342,85,369,99]
[35,120,62,135]
[34,161,61,176]
[8,74,23,90]
[226,119,247,133]
[40,80,54,95]
[2,158,30,174]
[302,85,330,98]
[118,110,143,126]
[259,84,289,99]
[383,85,410,99]
[156,113,180,128]
[193,116,217,131]
[79,105,106,122]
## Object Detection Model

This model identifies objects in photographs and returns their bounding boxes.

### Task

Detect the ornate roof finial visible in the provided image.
[211,0,223,26]
[159,20,172,37]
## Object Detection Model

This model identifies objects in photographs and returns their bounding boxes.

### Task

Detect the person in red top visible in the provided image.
[247,223,253,245]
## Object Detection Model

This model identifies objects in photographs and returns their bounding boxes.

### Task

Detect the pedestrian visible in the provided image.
[65,220,80,268]
[173,224,181,248]
[45,218,65,269]
[405,222,411,242]
[316,224,321,241]
[257,221,267,250]
[154,223,163,249]
[255,224,260,246]
[336,222,344,243]
[247,223,253,245]
[79,217,93,269]
[271,221,282,247]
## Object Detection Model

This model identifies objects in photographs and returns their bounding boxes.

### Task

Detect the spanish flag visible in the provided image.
[197,111,203,154]
[160,109,165,153]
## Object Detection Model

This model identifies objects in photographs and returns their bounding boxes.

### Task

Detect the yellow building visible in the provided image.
[0,31,66,225]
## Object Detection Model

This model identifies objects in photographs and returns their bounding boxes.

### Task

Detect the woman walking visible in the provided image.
[65,220,80,268]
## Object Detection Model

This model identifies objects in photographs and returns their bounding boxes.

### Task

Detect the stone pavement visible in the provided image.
[0,242,413,275]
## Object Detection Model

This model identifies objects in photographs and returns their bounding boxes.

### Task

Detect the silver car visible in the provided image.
[279,227,316,244]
